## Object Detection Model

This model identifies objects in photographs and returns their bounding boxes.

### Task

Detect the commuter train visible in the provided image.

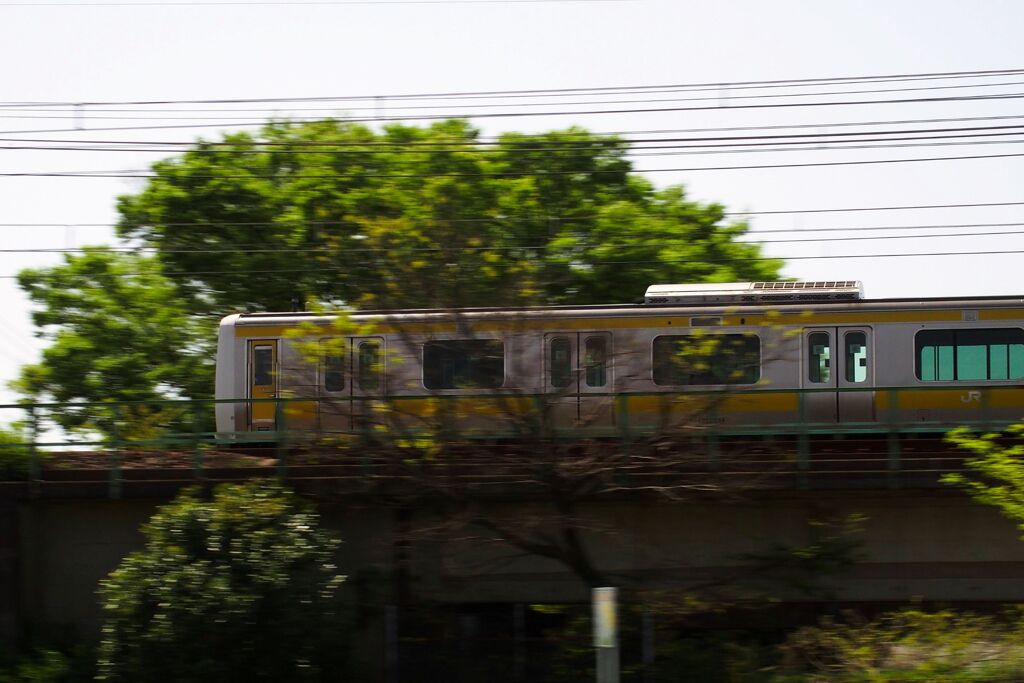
[214,282,1024,440]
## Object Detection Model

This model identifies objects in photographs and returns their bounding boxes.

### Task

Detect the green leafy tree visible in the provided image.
[15,248,211,438]
[115,119,781,311]
[19,120,781,436]
[945,424,1024,530]
[97,480,346,682]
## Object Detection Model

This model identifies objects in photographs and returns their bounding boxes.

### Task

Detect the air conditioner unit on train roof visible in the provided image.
[643,281,864,305]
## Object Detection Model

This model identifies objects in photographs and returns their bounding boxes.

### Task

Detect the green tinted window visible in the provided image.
[916,328,1024,381]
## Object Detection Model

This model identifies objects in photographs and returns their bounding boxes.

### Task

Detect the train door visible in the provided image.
[544,332,613,431]
[351,336,385,433]
[248,339,278,431]
[316,336,385,434]
[317,337,349,434]
[802,327,874,423]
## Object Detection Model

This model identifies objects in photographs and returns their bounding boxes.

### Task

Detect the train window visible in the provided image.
[424,340,505,390]
[358,341,381,391]
[550,337,572,388]
[321,339,345,392]
[916,328,1024,381]
[253,346,274,387]
[844,332,868,383]
[652,334,760,386]
[584,336,608,388]
[808,332,831,383]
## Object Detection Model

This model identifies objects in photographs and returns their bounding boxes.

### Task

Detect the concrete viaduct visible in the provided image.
[2,434,1023,656]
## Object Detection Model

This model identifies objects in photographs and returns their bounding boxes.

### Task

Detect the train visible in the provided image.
[214,281,1024,440]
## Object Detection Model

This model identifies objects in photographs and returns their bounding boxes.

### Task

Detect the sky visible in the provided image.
[0,0,1022,406]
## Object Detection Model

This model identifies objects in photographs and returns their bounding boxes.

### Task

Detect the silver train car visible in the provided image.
[214,282,1024,440]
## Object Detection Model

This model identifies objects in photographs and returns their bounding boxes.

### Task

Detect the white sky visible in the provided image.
[0,0,1022,405]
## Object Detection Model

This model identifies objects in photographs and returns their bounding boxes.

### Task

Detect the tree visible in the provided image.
[14,248,211,439]
[97,480,346,682]
[115,119,782,312]
[945,424,1024,531]
[18,120,781,436]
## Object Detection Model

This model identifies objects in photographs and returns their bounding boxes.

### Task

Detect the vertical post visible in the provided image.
[275,398,287,478]
[192,400,204,479]
[26,405,40,486]
[797,391,809,490]
[707,431,721,472]
[887,388,901,489]
[109,403,122,500]
[385,604,399,683]
[513,603,526,683]
[642,611,655,683]
[887,430,901,489]
[617,395,631,450]
[593,587,619,683]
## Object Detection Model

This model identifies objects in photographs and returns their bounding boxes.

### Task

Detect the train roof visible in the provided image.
[225,290,1024,326]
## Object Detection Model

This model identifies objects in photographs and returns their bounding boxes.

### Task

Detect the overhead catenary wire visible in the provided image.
[6,249,1024,280]
[6,123,1024,155]
[4,92,1024,136]
[7,150,1024,178]
[5,227,1024,256]
[2,67,1021,108]
[9,113,1024,147]
[6,80,1024,120]
[4,206,1024,229]
[0,0,628,7]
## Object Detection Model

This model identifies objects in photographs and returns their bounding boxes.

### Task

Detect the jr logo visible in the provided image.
[961,391,982,403]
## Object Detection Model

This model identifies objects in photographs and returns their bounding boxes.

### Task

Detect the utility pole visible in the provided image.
[593,587,619,683]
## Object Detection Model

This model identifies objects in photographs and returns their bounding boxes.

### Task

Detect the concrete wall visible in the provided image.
[12,489,1024,642]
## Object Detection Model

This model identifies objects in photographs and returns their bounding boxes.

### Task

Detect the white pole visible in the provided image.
[593,587,620,683]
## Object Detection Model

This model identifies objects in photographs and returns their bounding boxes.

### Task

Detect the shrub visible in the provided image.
[97,480,347,682]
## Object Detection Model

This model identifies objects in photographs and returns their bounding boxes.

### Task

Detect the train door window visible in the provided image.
[808,332,831,383]
[253,346,274,387]
[584,336,607,387]
[423,340,505,390]
[844,332,868,383]
[550,337,572,388]
[358,341,381,391]
[321,338,345,392]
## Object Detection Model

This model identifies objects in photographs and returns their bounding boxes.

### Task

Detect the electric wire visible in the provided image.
[4,227,1024,257]
[7,80,1024,120]
[7,150,1024,178]
[4,92,1024,136]
[2,67,1021,108]
[4,206,1024,229]
[6,249,1024,280]
[9,113,1024,147]
[7,123,1024,155]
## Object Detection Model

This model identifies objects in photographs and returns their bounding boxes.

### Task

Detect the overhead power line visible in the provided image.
[1,67,1021,108]
[5,123,1024,155]
[5,228,1024,256]
[7,114,1024,146]
[5,80,1024,120]
[6,151,1024,179]
[0,0,625,6]
[7,249,1024,280]
[6,204,1024,230]
[4,92,1024,137]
